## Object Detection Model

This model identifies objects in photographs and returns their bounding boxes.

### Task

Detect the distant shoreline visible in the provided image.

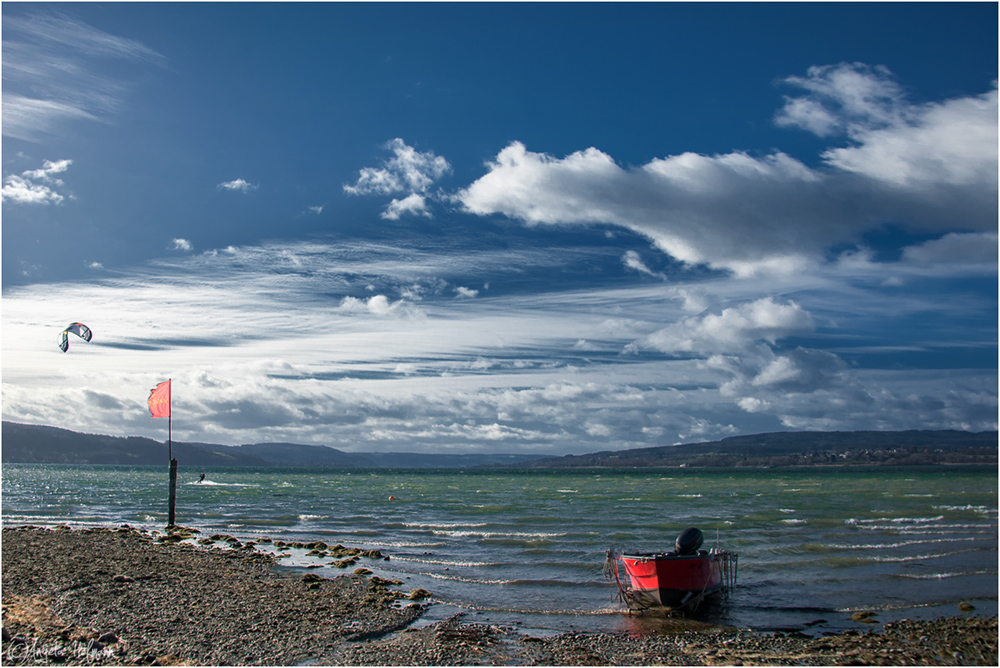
[3,421,996,468]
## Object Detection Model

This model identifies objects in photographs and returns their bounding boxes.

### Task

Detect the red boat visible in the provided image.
[606,528,737,611]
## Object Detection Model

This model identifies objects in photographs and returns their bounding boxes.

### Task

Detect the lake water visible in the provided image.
[2,464,996,636]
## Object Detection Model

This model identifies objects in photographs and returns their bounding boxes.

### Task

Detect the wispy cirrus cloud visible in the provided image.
[1,236,994,451]
[2,12,165,142]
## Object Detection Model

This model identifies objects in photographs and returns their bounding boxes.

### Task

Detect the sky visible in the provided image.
[2,2,997,455]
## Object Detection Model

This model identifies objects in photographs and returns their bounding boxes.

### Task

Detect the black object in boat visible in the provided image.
[674,527,703,555]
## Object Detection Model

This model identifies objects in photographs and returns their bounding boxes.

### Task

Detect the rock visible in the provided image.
[851,611,878,622]
[959,602,976,612]
[408,588,432,600]
[112,575,134,583]
[353,568,373,576]
[98,632,118,644]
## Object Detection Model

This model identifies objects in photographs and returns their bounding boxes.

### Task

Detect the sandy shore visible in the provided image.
[2,525,996,666]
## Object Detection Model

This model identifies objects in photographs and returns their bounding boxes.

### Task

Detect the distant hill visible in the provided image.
[519,430,998,468]
[0,422,543,468]
[2,422,995,469]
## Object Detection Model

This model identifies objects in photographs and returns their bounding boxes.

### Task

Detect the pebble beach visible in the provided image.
[2,525,996,666]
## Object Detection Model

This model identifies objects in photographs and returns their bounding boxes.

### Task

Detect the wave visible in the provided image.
[433,529,568,540]
[824,536,989,550]
[394,556,499,567]
[186,480,257,487]
[865,547,992,563]
[893,569,998,580]
[847,515,945,525]
[402,521,492,529]
[934,505,998,515]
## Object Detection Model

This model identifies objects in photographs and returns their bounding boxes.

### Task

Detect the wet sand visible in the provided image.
[2,525,996,665]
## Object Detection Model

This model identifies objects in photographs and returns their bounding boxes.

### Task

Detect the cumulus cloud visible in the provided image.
[172,238,193,252]
[2,13,165,142]
[217,178,258,193]
[345,138,451,219]
[634,297,815,355]
[456,65,997,277]
[780,63,998,194]
[1,158,72,204]
[383,193,432,220]
[337,294,424,318]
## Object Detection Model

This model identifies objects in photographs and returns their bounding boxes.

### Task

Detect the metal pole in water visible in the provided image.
[168,457,177,526]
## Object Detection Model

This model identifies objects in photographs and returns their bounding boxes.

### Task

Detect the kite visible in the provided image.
[58,322,93,352]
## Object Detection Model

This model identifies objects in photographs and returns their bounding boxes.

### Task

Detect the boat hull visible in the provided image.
[621,552,724,608]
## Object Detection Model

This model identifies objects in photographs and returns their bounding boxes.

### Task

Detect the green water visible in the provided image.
[3,464,996,634]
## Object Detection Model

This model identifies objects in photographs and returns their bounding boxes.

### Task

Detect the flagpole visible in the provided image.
[148,379,177,528]
[168,378,172,462]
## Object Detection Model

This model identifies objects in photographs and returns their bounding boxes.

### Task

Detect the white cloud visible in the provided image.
[172,238,193,252]
[456,65,997,276]
[382,193,431,220]
[623,250,661,277]
[2,13,165,141]
[901,232,998,265]
[635,297,815,355]
[345,138,451,219]
[217,178,258,193]
[778,64,998,192]
[0,213,994,451]
[337,294,424,318]
[1,158,73,204]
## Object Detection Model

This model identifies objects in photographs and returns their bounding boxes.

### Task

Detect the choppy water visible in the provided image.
[2,464,996,635]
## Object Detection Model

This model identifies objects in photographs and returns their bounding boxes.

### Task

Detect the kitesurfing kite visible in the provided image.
[58,322,93,352]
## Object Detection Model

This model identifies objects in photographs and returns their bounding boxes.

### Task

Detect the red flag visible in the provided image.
[148,380,171,418]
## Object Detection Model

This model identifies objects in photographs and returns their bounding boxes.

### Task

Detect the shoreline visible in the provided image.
[2,524,997,666]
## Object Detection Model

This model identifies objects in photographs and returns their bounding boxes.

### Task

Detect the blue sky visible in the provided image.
[2,2,996,454]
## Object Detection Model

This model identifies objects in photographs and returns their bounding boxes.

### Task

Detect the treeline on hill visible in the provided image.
[0,422,541,468]
[2,422,996,469]
[521,430,998,468]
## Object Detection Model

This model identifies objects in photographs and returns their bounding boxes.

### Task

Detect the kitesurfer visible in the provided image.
[199,473,206,483]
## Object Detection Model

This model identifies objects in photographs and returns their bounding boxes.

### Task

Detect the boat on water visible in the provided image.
[605,528,738,612]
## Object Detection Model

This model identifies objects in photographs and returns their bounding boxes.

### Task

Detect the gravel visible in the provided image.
[2,525,996,666]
